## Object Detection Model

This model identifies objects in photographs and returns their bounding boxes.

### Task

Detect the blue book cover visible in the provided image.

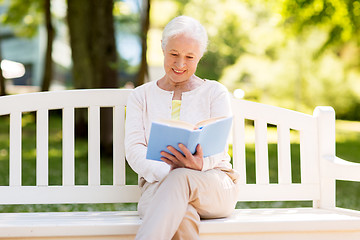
[146,116,233,161]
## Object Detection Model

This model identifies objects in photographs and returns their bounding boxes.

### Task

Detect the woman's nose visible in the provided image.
[175,58,186,68]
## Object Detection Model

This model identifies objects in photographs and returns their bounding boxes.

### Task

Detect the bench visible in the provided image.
[0,88,360,239]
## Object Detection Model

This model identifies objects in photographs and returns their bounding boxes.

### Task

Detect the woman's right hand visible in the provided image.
[160,144,204,171]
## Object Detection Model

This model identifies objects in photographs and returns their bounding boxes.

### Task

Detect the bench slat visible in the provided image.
[36,109,49,186]
[0,89,133,115]
[9,112,22,187]
[0,185,141,204]
[235,99,314,131]
[113,106,126,186]
[62,107,75,186]
[277,125,292,184]
[232,113,247,184]
[88,106,101,186]
[237,183,319,201]
[254,119,269,184]
[300,122,319,185]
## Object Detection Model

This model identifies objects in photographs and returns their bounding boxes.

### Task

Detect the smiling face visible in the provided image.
[163,34,202,86]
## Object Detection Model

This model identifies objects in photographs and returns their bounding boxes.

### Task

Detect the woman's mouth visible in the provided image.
[173,68,186,74]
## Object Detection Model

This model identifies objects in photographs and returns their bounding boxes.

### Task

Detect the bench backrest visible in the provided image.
[0,89,139,205]
[232,98,321,204]
[0,89,330,206]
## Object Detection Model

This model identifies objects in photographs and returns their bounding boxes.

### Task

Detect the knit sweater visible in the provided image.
[124,79,233,183]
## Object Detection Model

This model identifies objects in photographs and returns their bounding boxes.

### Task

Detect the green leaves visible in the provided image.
[280,0,360,48]
[0,0,43,38]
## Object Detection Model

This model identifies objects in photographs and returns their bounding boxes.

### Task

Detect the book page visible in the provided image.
[195,116,227,128]
[156,119,196,130]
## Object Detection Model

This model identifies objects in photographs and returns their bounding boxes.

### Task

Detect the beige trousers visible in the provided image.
[135,168,240,240]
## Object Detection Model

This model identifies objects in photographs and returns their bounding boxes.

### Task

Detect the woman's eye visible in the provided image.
[171,53,178,56]
[187,56,194,59]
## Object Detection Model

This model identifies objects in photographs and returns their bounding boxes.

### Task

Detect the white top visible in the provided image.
[124,79,233,183]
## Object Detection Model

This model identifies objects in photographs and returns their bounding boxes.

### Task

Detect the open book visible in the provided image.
[146,116,232,161]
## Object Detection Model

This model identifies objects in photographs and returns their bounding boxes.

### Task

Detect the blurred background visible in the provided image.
[0,0,359,118]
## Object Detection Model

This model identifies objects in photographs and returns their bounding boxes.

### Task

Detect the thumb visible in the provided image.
[195,144,203,156]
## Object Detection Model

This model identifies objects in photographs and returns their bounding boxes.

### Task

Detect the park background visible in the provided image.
[0,0,359,212]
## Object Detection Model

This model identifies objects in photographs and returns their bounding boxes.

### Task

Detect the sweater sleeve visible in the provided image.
[125,89,170,183]
[202,81,233,171]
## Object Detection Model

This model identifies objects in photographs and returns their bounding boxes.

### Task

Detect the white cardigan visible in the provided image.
[125,79,233,183]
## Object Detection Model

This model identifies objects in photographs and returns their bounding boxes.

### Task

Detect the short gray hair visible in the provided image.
[161,16,208,56]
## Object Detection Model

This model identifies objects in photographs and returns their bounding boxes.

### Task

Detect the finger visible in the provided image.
[160,151,177,163]
[178,143,193,159]
[160,156,175,166]
[195,144,203,157]
[167,145,185,161]
[161,157,182,171]
[161,150,184,167]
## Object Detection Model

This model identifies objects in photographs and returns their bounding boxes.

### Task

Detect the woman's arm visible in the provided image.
[201,82,232,171]
[125,90,170,183]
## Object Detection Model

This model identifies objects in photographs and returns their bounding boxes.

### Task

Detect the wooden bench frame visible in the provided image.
[0,89,360,240]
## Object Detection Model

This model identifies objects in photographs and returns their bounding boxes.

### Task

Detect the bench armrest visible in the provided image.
[326,155,360,182]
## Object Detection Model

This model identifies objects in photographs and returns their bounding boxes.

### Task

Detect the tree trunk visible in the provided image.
[135,0,150,87]
[67,0,118,155]
[41,0,54,91]
[67,0,118,89]
[0,74,4,96]
[0,41,6,96]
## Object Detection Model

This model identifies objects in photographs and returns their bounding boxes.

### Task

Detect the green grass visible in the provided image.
[0,114,359,212]
[334,120,360,211]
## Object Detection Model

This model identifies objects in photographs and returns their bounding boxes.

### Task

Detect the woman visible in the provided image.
[125,16,239,240]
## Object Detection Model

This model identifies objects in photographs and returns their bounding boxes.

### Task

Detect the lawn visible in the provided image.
[0,113,359,212]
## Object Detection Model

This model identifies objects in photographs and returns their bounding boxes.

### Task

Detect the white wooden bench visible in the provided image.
[0,88,360,240]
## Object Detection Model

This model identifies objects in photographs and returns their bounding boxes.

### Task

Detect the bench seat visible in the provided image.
[1,208,360,239]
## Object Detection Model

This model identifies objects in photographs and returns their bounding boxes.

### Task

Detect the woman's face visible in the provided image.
[163,34,202,85]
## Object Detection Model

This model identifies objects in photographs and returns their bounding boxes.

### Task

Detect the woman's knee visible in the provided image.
[160,168,200,193]
[165,168,195,182]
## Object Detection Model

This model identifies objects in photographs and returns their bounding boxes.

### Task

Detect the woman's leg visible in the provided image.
[172,204,200,240]
[135,168,239,240]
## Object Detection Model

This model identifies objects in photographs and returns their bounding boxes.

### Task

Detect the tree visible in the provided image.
[135,0,150,87]
[67,0,118,155]
[279,0,360,119]
[67,0,118,89]
[41,0,54,91]
[0,42,5,96]
[280,0,360,60]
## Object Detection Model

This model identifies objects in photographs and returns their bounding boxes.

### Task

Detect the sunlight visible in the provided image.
[0,59,26,79]
[233,89,245,99]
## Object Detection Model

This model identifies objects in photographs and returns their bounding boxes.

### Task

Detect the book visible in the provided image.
[146,116,233,161]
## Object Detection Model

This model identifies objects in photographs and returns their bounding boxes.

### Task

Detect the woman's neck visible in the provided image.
[158,75,203,92]
[157,75,204,100]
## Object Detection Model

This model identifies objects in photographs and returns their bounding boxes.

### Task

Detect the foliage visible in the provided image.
[280,0,360,55]
[0,0,43,37]
[275,0,360,117]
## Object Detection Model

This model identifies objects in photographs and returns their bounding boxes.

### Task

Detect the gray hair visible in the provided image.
[161,16,208,56]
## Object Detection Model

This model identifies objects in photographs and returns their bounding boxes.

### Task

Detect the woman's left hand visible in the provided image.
[160,144,203,171]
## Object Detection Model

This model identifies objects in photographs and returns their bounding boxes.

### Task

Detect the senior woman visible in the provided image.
[125,16,239,239]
